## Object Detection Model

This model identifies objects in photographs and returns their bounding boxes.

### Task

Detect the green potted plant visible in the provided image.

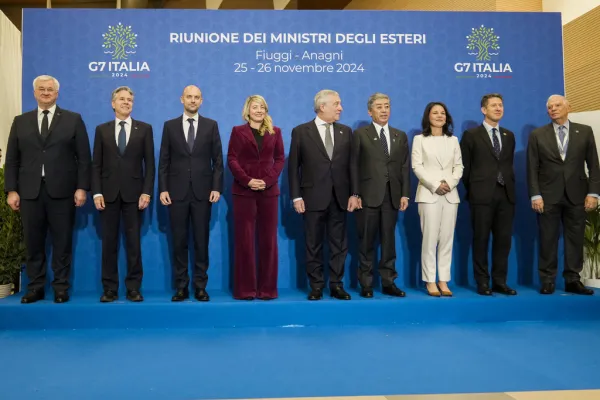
[0,163,26,298]
[583,204,600,288]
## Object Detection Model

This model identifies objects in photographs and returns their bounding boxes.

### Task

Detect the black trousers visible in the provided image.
[20,180,75,292]
[537,193,586,283]
[356,183,398,288]
[470,183,514,286]
[303,189,347,290]
[169,185,212,290]
[101,193,143,292]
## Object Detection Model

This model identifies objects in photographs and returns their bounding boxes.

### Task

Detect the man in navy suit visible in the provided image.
[92,86,155,303]
[158,85,223,302]
[4,75,91,304]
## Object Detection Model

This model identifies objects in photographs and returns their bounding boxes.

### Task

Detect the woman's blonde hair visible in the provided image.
[242,95,275,136]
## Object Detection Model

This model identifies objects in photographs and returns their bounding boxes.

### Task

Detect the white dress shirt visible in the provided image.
[315,115,334,147]
[38,104,57,177]
[482,120,502,151]
[115,116,133,146]
[183,113,199,142]
[372,121,391,154]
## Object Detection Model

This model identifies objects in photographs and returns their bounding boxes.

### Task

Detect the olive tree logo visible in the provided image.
[466,25,499,61]
[102,23,137,60]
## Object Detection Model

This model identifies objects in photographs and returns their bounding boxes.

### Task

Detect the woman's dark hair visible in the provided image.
[421,102,454,137]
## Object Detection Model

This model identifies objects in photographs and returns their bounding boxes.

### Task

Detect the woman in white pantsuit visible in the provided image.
[412,102,464,297]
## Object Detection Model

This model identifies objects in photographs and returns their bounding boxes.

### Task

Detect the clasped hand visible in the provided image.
[435,180,451,196]
[248,179,266,191]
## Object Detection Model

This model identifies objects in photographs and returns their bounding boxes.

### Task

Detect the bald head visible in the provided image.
[546,94,570,125]
[181,85,203,117]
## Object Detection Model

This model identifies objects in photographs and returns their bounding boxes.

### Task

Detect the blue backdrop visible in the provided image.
[21,9,564,294]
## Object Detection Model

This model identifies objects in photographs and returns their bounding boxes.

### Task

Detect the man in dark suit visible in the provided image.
[92,86,155,303]
[460,93,517,296]
[159,85,223,302]
[4,75,91,304]
[527,94,600,295]
[351,93,409,298]
[288,89,358,301]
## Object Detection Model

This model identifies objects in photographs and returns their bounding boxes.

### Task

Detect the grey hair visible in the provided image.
[313,89,339,113]
[111,86,134,101]
[33,75,60,91]
[547,94,569,107]
[367,93,390,110]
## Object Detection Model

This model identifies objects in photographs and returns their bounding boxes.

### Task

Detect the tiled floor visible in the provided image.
[237,391,600,400]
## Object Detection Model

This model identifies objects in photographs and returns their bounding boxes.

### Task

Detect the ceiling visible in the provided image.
[0,0,354,30]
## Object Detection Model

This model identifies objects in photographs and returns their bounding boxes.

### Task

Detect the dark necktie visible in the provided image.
[41,110,49,139]
[118,121,127,155]
[380,128,389,158]
[324,123,333,159]
[187,118,195,151]
[492,128,504,185]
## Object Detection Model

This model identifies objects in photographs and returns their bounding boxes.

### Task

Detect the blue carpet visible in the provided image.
[1,321,600,400]
[2,286,600,330]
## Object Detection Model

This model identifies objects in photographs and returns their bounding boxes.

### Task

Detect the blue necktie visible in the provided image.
[492,128,504,185]
[380,128,389,158]
[187,118,195,151]
[558,125,567,157]
[118,121,126,155]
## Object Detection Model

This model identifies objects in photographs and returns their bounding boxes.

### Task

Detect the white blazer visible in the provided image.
[411,134,464,204]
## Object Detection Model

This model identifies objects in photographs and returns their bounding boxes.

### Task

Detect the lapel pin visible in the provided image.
[135,126,138,130]
[374,137,378,141]
[393,139,396,142]
[503,132,506,136]
[576,130,579,133]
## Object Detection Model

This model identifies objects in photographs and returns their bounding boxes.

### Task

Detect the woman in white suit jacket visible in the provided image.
[412,102,464,297]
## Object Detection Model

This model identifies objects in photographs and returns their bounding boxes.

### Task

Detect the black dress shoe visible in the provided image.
[171,288,189,302]
[382,285,406,297]
[477,284,492,296]
[21,289,45,304]
[194,289,210,301]
[360,287,374,298]
[100,290,118,303]
[492,284,517,295]
[307,288,323,300]
[330,286,351,300]
[126,290,144,302]
[540,282,555,295]
[54,291,69,303]
[565,281,594,295]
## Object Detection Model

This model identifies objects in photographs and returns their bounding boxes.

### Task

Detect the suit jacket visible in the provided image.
[288,119,354,211]
[411,134,463,204]
[91,119,155,203]
[227,123,285,197]
[4,106,91,199]
[527,121,600,205]
[350,123,410,208]
[158,114,224,201]
[460,124,516,204]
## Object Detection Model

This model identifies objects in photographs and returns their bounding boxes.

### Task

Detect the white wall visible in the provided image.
[543,0,600,24]
[0,11,21,168]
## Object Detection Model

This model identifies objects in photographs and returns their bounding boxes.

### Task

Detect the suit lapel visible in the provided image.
[476,125,496,159]
[180,116,192,155]
[544,124,562,161]
[47,106,62,138]
[124,119,141,156]
[307,121,329,159]
[499,128,508,159]
[106,120,120,155]
[332,123,345,158]
[368,124,386,159]
[241,124,259,153]
[29,110,43,146]
[389,129,401,158]
[564,122,578,162]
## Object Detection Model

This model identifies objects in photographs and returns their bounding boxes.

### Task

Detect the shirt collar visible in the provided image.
[552,120,570,133]
[38,104,57,116]
[115,116,132,126]
[184,113,199,123]
[372,122,389,134]
[315,115,333,127]
[482,120,500,134]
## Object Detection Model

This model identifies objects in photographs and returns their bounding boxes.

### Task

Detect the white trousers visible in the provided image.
[418,197,458,283]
